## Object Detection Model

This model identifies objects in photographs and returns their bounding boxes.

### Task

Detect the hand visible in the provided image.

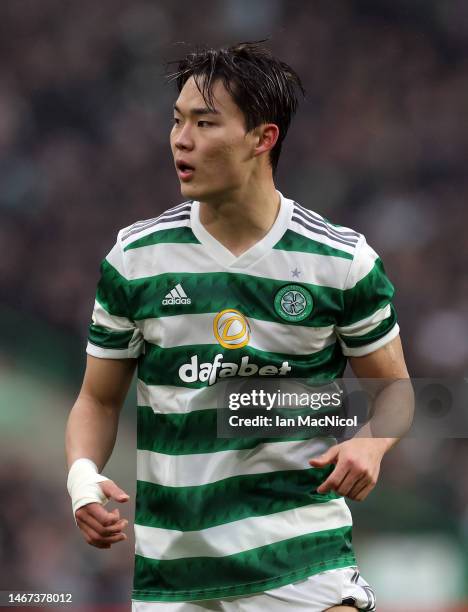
[75,480,130,549]
[309,438,387,501]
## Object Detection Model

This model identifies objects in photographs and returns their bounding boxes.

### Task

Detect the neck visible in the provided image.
[198,179,280,256]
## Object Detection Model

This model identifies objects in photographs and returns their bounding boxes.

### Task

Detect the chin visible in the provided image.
[179,181,232,204]
[179,182,207,201]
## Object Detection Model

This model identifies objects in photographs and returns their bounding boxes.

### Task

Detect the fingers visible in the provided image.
[339,473,367,499]
[86,503,122,526]
[315,462,377,499]
[316,467,375,499]
[343,463,377,500]
[309,445,340,468]
[79,520,127,549]
[351,481,375,502]
[78,509,128,538]
[75,503,129,549]
[99,480,130,504]
[312,439,383,500]
[316,463,349,494]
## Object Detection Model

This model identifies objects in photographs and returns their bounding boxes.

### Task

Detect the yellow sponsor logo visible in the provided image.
[213,309,251,349]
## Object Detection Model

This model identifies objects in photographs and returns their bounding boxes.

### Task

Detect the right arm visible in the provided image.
[65,355,137,548]
[66,355,136,470]
[69,227,144,548]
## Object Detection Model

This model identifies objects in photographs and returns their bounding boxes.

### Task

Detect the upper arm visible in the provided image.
[80,355,137,410]
[87,230,145,360]
[81,230,143,408]
[335,235,401,362]
[349,335,409,379]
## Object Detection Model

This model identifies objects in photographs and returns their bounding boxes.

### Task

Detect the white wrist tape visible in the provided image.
[67,458,110,518]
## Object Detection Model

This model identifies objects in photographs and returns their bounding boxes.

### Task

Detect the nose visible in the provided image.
[174,123,194,151]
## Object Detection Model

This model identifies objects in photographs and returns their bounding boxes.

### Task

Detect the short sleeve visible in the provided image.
[86,230,144,359]
[335,236,399,357]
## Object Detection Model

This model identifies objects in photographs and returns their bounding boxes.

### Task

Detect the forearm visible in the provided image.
[349,337,413,456]
[355,423,398,454]
[65,392,121,472]
[355,377,414,453]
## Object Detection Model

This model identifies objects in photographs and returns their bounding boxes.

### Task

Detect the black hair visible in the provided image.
[168,41,305,173]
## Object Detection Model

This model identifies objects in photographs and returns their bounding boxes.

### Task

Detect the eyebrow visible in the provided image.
[173,103,220,116]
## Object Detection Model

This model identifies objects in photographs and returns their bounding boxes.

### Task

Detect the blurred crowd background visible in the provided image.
[1,0,467,610]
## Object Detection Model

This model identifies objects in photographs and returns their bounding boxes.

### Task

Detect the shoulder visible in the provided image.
[289,199,363,258]
[285,199,387,291]
[102,201,194,278]
[118,200,193,250]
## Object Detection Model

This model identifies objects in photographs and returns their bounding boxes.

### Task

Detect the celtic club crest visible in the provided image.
[274,284,313,322]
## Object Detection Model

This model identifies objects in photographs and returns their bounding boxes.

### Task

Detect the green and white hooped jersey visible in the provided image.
[87,192,399,603]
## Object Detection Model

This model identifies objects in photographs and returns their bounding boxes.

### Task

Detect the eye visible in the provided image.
[197,120,213,127]
[173,117,181,125]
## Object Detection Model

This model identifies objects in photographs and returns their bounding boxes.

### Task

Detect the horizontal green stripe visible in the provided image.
[103,270,342,327]
[88,324,134,349]
[95,254,394,336]
[124,226,200,252]
[135,467,337,531]
[137,406,340,455]
[138,406,276,454]
[340,258,395,326]
[138,342,346,388]
[132,526,355,601]
[340,306,398,348]
[95,259,131,318]
[274,229,353,260]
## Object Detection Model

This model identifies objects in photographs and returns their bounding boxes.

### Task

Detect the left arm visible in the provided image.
[309,335,413,501]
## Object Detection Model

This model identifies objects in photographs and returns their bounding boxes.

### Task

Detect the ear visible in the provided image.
[253,124,279,158]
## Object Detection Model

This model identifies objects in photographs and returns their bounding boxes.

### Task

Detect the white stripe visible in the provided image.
[86,341,143,359]
[175,283,187,298]
[137,438,332,487]
[123,202,192,236]
[141,313,335,354]
[134,497,352,561]
[295,203,360,239]
[121,218,191,248]
[344,237,379,288]
[336,304,392,337]
[138,380,336,417]
[164,291,171,299]
[124,242,353,289]
[290,219,356,256]
[105,240,127,277]
[137,380,221,414]
[293,209,358,247]
[88,298,145,358]
[92,299,134,330]
[124,202,189,233]
[339,323,400,357]
[170,288,179,298]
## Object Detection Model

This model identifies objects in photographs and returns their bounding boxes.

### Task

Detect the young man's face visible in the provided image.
[170,76,258,202]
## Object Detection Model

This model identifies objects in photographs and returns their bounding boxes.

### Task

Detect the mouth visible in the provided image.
[176,160,195,181]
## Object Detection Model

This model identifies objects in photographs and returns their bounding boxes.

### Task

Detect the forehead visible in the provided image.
[175,76,243,120]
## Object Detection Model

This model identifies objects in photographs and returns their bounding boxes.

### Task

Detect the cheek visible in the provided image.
[207,147,233,165]
[169,129,177,151]
[203,138,246,169]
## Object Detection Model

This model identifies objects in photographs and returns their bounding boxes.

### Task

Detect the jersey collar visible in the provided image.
[190,191,293,269]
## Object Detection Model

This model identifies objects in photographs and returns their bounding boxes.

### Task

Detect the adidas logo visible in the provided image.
[162,283,192,305]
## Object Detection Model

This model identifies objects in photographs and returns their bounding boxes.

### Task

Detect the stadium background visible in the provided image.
[1,0,467,610]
